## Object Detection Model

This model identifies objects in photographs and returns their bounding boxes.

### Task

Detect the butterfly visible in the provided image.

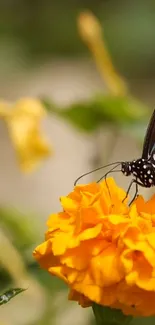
[74,109,155,203]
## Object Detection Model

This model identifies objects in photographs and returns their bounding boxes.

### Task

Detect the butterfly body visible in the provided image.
[121,158,155,188]
[74,109,155,202]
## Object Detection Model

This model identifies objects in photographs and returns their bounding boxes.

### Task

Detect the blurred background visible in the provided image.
[0,0,155,324]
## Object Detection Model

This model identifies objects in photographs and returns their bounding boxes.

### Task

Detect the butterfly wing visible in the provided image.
[142,109,155,159]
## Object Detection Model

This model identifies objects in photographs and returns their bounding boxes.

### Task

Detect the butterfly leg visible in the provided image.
[129,180,139,205]
[123,178,147,205]
[122,179,135,203]
[129,178,151,205]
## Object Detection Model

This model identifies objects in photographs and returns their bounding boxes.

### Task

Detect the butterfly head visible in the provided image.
[121,161,132,176]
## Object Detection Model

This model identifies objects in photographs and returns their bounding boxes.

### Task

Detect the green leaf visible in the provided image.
[0,207,41,251]
[91,95,149,124]
[93,303,133,325]
[42,98,102,131]
[0,288,26,306]
[58,103,102,131]
[42,95,150,133]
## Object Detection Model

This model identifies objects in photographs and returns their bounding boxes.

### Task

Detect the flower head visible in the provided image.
[0,98,52,172]
[33,178,155,316]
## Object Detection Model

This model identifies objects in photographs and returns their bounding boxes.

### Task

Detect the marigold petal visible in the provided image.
[52,232,72,255]
[33,241,60,270]
[34,240,52,257]
[60,197,78,212]
[79,223,102,240]
[80,207,100,225]
[72,282,117,306]
[146,232,155,250]
[121,249,134,273]
[66,223,102,249]
[60,247,90,270]
[74,183,100,196]
[90,244,124,287]
[108,215,128,225]
[68,289,91,307]
[47,212,71,228]
[49,266,69,283]
[60,237,106,271]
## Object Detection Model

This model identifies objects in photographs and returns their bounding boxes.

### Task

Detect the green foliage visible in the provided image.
[42,95,149,134]
[93,303,133,325]
[0,1,155,77]
[57,102,102,131]
[0,268,12,290]
[92,95,148,124]
[42,98,101,131]
[0,207,40,251]
[0,206,67,324]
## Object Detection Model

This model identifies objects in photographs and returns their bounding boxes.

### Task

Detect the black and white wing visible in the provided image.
[142,109,155,159]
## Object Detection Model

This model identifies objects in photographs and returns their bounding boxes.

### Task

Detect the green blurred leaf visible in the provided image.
[92,95,149,124]
[58,103,102,131]
[0,207,40,252]
[93,303,133,325]
[42,95,150,133]
[0,268,12,290]
[42,98,102,131]
[0,288,26,306]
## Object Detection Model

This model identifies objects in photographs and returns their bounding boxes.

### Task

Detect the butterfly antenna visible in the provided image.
[74,161,122,186]
[97,163,121,183]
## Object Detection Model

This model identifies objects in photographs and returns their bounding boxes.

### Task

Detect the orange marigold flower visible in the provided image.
[33,178,155,316]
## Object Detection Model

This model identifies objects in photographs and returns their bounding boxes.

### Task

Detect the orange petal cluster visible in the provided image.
[33,178,155,316]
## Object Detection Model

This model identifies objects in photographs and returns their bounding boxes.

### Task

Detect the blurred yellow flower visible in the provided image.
[33,178,155,316]
[78,11,127,96]
[0,98,52,172]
